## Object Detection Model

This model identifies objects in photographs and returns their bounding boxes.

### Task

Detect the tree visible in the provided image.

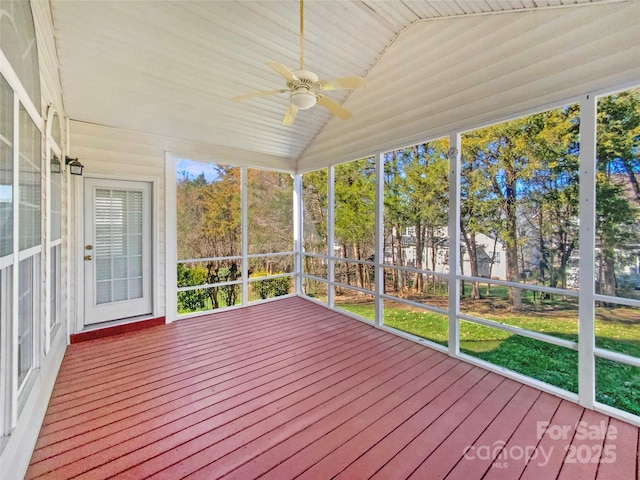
[176,164,242,309]
[384,150,410,292]
[334,158,376,289]
[248,169,293,274]
[596,89,640,298]
[463,114,558,310]
[460,148,501,300]
[302,169,328,278]
[383,141,449,296]
[529,106,580,291]
[399,141,449,293]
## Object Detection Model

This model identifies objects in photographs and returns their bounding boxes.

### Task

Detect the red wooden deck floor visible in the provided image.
[26,296,639,479]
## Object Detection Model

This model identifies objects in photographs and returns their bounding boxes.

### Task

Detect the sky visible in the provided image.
[176,159,218,182]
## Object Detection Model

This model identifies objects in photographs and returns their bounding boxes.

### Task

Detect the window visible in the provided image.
[0,74,12,257]
[0,0,48,434]
[0,73,11,434]
[16,105,41,393]
[0,0,41,111]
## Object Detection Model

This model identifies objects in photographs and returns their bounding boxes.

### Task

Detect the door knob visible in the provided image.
[84,255,93,261]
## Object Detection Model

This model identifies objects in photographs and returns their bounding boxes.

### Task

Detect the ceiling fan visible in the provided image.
[232,0,365,125]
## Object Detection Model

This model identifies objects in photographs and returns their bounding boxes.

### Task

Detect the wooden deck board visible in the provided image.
[25,296,640,480]
[30,321,378,462]
[37,314,366,441]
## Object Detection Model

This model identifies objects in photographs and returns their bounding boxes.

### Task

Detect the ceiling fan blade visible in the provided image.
[232,89,288,101]
[283,103,298,125]
[316,95,352,120]
[267,61,297,81]
[317,76,365,91]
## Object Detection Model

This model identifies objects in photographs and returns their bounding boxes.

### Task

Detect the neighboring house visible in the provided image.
[384,227,508,281]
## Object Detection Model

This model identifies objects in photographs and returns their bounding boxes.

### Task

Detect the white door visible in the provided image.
[84,178,152,324]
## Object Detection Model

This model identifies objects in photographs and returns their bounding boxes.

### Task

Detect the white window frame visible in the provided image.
[44,106,64,354]
[0,50,45,433]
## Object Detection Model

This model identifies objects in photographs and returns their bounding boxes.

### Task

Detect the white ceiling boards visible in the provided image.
[51,0,640,172]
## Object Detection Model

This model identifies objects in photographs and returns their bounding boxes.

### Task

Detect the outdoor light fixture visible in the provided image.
[65,156,84,176]
[50,155,61,174]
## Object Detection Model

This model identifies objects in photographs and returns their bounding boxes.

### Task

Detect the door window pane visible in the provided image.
[94,188,143,304]
[0,266,12,420]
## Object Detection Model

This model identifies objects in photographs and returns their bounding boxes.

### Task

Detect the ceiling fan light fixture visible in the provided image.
[290,89,317,110]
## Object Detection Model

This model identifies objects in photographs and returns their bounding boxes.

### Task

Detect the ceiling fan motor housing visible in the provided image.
[289,70,319,110]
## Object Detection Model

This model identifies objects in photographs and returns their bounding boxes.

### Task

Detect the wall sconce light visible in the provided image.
[51,155,61,174]
[65,156,84,176]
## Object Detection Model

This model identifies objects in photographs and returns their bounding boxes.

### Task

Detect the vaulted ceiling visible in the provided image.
[51,0,640,172]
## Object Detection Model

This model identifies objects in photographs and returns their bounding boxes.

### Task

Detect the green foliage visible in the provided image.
[247,170,294,254]
[302,169,329,253]
[596,358,640,415]
[177,263,208,312]
[461,107,581,306]
[338,300,639,416]
[463,333,580,394]
[176,164,241,260]
[206,263,241,308]
[250,270,290,299]
[595,89,640,297]
[334,158,376,255]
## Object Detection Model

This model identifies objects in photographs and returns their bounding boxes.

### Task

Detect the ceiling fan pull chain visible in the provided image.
[299,0,304,70]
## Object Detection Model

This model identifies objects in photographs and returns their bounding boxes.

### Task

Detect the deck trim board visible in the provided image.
[25,297,640,480]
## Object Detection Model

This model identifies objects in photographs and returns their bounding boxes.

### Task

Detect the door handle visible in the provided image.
[84,255,93,261]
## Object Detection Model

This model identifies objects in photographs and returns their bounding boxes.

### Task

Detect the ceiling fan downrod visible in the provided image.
[299,0,305,70]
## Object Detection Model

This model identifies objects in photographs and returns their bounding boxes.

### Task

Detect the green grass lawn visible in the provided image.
[336,298,640,416]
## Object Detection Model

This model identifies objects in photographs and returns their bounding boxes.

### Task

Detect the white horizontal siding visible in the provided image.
[70,121,167,326]
[33,0,64,120]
